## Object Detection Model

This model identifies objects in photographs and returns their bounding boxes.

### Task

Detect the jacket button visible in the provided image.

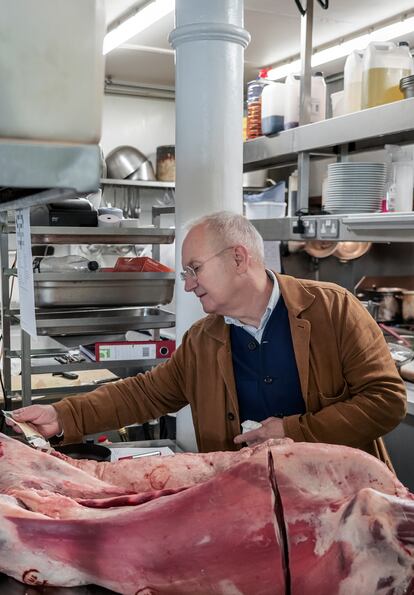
[247,341,257,351]
[264,376,273,384]
[227,412,235,421]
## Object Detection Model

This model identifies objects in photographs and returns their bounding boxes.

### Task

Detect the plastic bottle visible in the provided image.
[361,41,414,109]
[246,68,269,139]
[343,50,363,114]
[284,74,300,129]
[385,144,414,212]
[33,256,100,273]
[261,81,285,135]
[310,72,327,123]
[287,169,298,216]
[284,73,326,129]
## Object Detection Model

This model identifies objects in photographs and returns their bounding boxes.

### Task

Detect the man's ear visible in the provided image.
[233,245,249,272]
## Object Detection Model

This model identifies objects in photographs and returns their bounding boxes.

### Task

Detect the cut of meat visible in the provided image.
[0,433,413,594]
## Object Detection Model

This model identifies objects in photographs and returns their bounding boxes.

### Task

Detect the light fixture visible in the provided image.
[103,0,175,55]
[267,14,414,80]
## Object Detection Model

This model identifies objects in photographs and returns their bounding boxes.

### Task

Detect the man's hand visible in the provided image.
[5,405,62,438]
[234,417,286,447]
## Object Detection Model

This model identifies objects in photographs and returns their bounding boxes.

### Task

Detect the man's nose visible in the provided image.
[184,276,198,292]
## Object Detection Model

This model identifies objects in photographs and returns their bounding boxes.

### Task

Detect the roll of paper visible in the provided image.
[98,214,121,228]
[98,207,124,219]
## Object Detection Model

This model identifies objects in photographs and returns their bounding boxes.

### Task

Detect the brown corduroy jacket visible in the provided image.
[54,274,407,465]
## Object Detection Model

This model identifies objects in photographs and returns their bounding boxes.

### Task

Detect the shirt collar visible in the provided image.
[224,269,280,331]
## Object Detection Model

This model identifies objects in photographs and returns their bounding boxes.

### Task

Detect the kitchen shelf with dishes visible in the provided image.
[245,97,414,243]
[0,218,176,408]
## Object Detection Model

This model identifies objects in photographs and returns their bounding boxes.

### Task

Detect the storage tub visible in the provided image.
[244,201,287,219]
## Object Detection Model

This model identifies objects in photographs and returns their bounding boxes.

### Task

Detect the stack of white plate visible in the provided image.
[325,163,386,214]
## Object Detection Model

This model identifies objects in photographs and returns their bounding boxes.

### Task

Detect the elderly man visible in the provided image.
[10,211,406,465]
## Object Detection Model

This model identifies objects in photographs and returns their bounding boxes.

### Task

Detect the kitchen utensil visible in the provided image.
[333,242,372,262]
[55,442,111,462]
[127,159,156,181]
[400,74,414,98]
[363,287,403,322]
[2,411,51,450]
[106,146,147,179]
[379,324,412,348]
[304,240,337,258]
[33,272,175,308]
[400,290,414,321]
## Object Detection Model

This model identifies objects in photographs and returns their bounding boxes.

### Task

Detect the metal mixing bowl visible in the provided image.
[105,145,148,179]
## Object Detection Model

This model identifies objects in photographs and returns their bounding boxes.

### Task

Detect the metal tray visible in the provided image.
[33,272,175,308]
[14,307,175,336]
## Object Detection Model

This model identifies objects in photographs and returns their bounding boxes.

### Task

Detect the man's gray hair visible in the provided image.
[186,211,265,263]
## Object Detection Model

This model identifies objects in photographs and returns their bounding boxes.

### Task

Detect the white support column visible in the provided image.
[169,0,250,451]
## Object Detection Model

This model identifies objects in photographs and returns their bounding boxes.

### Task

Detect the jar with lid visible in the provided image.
[246,68,269,139]
[156,145,175,182]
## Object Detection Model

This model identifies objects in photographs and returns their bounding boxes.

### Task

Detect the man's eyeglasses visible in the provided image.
[180,246,234,282]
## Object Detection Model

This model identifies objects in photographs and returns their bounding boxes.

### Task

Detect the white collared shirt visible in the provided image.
[224,269,280,344]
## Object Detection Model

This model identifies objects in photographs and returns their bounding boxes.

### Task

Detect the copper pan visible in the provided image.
[304,240,337,258]
[333,242,372,262]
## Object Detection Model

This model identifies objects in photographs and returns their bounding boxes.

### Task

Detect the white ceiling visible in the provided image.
[104,0,414,88]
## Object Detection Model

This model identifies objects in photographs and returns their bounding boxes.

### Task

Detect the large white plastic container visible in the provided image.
[361,41,414,109]
[261,82,285,135]
[343,50,363,114]
[284,74,300,129]
[0,0,106,143]
[284,73,326,129]
[310,72,326,122]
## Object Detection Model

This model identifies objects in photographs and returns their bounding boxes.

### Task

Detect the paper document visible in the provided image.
[15,208,37,337]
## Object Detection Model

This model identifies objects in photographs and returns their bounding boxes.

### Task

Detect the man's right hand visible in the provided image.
[6,405,62,438]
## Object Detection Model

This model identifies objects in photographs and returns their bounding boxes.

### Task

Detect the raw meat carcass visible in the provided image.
[0,432,412,594]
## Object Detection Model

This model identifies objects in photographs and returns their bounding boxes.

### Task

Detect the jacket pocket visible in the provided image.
[318,382,350,405]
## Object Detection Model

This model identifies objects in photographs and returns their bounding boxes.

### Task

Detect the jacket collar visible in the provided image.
[203,272,315,342]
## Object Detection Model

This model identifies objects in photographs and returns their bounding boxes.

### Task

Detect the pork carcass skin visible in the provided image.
[0,432,412,594]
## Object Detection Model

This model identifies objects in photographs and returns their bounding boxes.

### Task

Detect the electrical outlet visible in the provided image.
[320,218,339,238]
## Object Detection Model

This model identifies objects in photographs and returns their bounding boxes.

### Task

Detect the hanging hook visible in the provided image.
[293,0,329,16]
[316,0,329,9]
[293,0,306,16]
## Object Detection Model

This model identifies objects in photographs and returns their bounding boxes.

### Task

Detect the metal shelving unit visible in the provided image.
[0,141,101,211]
[244,97,414,172]
[101,178,175,189]
[0,223,176,407]
[252,212,414,243]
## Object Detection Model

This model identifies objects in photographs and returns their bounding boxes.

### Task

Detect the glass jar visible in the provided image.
[156,145,175,182]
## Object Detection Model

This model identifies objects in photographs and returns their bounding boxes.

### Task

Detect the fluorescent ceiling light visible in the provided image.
[103,0,175,55]
[267,14,414,80]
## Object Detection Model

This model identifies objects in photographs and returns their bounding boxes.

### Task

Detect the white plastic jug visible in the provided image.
[361,41,414,109]
[0,0,106,143]
[284,73,326,129]
[284,74,300,129]
[344,50,363,114]
[261,82,285,135]
[310,72,326,122]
